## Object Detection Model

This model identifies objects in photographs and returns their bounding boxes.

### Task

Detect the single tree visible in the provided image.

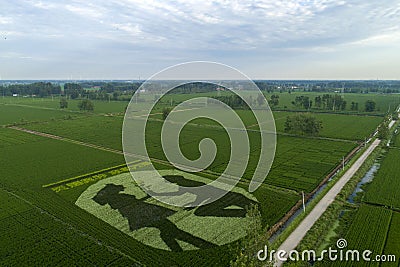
[377,123,389,140]
[257,93,266,106]
[231,204,273,267]
[162,107,171,120]
[59,97,68,109]
[365,100,376,112]
[78,99,94,112]
[270,94,279,106]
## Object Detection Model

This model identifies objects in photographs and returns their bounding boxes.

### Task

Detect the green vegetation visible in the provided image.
[365,100,377,112]
[383,212,400,267]
[284,114,323,136]
[0,87,391,266]
[364,149,400,209]
[59,97,68,109]
[264,92,400,114]
[329,205,392,267]
[162,107,171,120]
[273,112,382,141]
[78,99,94,112]
[0,188,139,266]
[0,104,77,126]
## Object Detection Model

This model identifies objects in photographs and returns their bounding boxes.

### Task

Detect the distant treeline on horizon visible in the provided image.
[1,80,400,98]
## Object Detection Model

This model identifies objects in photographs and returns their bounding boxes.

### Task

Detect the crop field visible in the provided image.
[272,112,382,141]
[0,91,386,266]
[76,171,259,251]
[0,97,128,114]
[24,115,355,192]
[0,104,79,126]
[383,212,400,267]
[364,149,400,209]
[329,205,392,267]
[0,188,139,266]
[0,127,125,189]
[393,129,400,147]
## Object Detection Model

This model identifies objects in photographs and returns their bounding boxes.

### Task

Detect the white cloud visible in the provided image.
[0,16,12,25]
[1,0,400,79]
[65,4,103,19]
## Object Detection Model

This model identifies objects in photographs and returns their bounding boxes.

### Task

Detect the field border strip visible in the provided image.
[42,160,141,188]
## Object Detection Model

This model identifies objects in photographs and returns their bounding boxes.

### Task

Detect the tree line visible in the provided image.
[291,94,377,112]
[0,82,61,97]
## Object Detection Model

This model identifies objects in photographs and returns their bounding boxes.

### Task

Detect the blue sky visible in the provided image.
[0,0,399,80]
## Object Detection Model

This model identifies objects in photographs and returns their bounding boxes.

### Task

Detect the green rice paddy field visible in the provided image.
[0,94,391,266]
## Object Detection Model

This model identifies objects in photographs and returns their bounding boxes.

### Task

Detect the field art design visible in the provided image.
[76,170,258,252]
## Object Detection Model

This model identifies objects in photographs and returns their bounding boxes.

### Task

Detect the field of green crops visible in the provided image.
[24,115,356,192]
[0,188,138,266]
[383,212,400,267]
[328,205,392,267]
[272,112,382,141]
[364,149,400,209]
[0,97,128,114]
[0,92,388,266]
[0,104,81,126]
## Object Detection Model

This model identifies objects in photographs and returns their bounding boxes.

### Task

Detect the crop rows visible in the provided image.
[382,211,400,267]
[364,149,400,209]
[24,115,355,193]
[272,112,382,141]
[0,189,138,266]
[329,205,392,267]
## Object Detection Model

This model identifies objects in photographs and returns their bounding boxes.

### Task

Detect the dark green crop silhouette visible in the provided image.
[93,183,214,252]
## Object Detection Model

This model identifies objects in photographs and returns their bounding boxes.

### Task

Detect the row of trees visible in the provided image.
[291,94,377,112]
[59,98,94,111]
[0,82,61,97]
[314,94,347,111]
[284,114,323,136]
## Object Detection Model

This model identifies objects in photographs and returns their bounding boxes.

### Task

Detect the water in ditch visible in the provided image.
[347,163,380,204]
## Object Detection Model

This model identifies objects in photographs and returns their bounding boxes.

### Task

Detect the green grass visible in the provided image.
[25,115,124,150]
[364,149,400,209]
[272,112,382,141]
[24,115,355,193]
[0,104,79,126]
[0,188,139,266]
[382,211,400,267]
[2,93,381,266]
[0,128,124,189]
[0,96,129,114]
[329,205,392,267]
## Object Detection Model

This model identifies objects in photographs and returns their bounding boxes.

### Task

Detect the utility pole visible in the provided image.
[342,156,345,171]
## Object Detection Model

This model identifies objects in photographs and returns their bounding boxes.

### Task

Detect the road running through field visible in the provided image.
[275,119,397,266]
[274,138,381,266]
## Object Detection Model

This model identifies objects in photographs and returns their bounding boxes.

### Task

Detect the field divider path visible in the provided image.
[275,138,381,266]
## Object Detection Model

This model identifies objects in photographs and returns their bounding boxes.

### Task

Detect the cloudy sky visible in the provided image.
[1,0,400,80]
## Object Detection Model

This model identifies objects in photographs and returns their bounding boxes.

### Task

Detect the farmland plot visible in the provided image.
[382,212,400,267]
[364,149,400,209]
[0,189,138,266]
[329,205,392,267]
